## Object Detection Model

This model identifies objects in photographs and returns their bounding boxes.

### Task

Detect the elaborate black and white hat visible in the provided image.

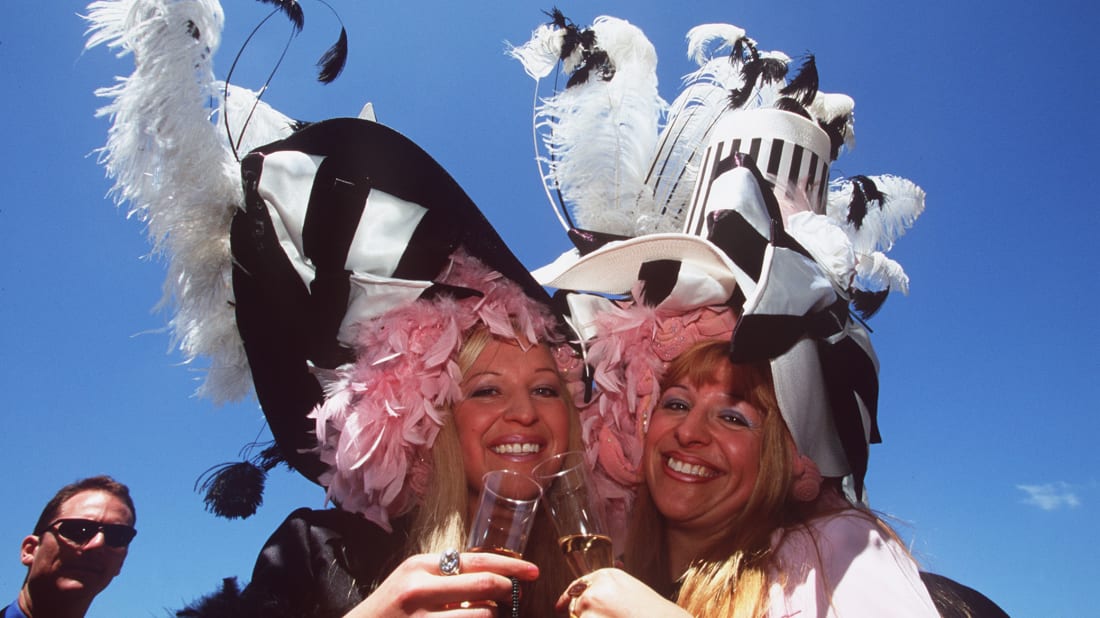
[231,118,569,529]
[511,12,925,504]
[86,0,575,527]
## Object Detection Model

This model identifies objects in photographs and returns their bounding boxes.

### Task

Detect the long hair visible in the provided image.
[406,328,582,614]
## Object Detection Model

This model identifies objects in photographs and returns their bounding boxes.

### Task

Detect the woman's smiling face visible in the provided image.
[643,364,767,537]
[453,339,572,497]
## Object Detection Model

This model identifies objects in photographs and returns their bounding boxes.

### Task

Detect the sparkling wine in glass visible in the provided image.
[533,451,613,577]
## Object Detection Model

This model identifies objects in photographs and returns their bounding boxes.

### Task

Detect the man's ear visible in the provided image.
[20,535,40,567]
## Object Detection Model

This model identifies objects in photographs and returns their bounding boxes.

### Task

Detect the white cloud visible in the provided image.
[1017,482,1081,511]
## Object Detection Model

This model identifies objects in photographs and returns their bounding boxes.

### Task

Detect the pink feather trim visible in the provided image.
[310,249,566,531]
[578,285,737,533]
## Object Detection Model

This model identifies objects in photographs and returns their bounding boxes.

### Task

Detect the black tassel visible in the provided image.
[195,445,283,520]
[196,462,267,519]
[256,0,304,32]
[316,27,347,83]
[780,54,818,107]
[847,175,885,229]
[852,289,889,320]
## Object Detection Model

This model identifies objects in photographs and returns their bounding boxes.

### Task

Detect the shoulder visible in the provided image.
[768,510,939,617]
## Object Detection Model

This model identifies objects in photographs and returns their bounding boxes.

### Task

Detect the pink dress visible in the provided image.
[766,512,939,617]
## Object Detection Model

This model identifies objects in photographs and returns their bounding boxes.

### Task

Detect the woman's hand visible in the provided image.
[343,551,539,617]
[556,568,692,618]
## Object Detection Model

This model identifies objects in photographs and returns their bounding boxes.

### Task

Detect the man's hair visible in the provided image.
[32,476,136,535]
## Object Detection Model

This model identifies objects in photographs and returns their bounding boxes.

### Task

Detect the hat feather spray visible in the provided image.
[511,13,926,522]
[85,0,347,517]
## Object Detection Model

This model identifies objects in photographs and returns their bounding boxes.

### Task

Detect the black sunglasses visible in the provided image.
[45,519,137,549]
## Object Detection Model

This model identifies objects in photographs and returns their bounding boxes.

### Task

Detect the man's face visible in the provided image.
[21,490,133,602]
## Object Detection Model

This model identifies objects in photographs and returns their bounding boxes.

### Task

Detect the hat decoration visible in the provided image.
[511,13,925,510]
[84,0,343,404]
[87,0,580,525]
[86,0,353,517]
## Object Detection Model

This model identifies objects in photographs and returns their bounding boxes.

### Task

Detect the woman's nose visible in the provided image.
[502,393,538,425]
[673,408,711,446]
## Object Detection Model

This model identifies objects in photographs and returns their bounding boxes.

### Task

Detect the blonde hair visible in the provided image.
[626,340,906,617]
[405,327,582,614]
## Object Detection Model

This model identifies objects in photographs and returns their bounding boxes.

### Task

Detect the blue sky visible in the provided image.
[2,1,1097,615]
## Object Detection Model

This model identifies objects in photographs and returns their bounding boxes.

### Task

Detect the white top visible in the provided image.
[766,511,938,617]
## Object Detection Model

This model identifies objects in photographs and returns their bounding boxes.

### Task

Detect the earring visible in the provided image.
[791,454,822,502]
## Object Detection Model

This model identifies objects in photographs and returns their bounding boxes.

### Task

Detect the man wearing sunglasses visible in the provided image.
[4,476,136,618]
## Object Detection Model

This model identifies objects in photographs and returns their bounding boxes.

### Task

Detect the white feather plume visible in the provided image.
[855,251,910,294]
[85,0,254,402]
[827,174,926,254]
[645,24,751,230]
[685,23,748,65]
[507,23,566,80]
[221,83,298,155]
[810,91,856,152]
[517,16,665,237]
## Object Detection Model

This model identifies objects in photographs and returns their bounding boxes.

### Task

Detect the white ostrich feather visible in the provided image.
[827,174,926,254]
[786,211,856,292]
[810,91,856,151]
[855,251,910,294]
[508,23,566,80]
[85,0,252,402]
[532,16,665,237]
[646,23,751,230]
[221,83,298,155]
[685,23,748,65]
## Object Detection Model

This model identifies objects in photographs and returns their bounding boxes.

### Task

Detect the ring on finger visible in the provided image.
[567,579,589,598]
[439,548,461,576]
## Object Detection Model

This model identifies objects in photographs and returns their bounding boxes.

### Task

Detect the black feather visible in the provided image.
[546,8,588,62]
[780,54,818,106]
[728,59,763,109]
[847,175,885,229]
[256,0,304,33]
[545,7,568,29]
[729,37,759,65]
[773,97,811,119]
[818,115,849,160]
[175,578,246,617]
[758,56,789,83]
[852,289,889,320]
[316,27,347,83]
[567,49,615,88]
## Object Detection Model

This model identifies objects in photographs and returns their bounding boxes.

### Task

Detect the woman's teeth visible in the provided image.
[667,456,716,478]
[491,443,542,455]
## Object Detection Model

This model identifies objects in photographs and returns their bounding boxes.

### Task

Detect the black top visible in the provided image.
[178,508,406,618]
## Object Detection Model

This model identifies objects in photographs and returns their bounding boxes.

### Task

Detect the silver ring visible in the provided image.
[439,548,461,576]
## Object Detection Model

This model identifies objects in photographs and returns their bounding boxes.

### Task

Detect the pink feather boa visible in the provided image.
[309,250,571,531]
[579,285,737,533]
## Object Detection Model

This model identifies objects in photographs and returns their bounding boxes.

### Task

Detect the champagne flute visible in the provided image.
[532,451,613,577]
[466,469,544,557]
[449,470,542,610]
